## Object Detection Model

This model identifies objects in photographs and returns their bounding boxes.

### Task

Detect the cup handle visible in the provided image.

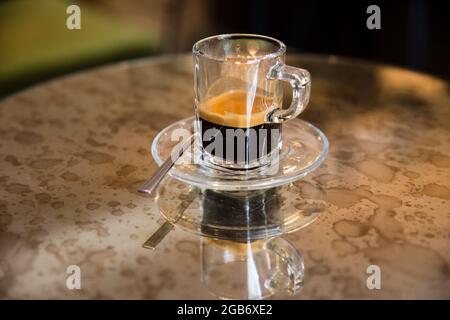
[264,237,305,296]
[267,62,311,123]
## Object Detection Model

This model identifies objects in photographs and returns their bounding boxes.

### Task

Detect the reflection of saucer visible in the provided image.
[156,176,326,241]
[151,117,328,191]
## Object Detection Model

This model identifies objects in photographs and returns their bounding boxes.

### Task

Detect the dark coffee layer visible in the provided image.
[200,189,282,241]
[200,118,281,164]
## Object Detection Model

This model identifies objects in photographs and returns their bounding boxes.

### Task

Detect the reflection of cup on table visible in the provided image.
[201,237,304,300]
[199,188,304,299]
[200,188,282,240]
[193,34,311,171]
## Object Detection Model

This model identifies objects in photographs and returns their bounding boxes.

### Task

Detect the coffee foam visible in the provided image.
[199,90,271,128]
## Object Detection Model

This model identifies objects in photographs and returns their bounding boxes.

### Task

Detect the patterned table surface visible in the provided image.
[0,54,449,299]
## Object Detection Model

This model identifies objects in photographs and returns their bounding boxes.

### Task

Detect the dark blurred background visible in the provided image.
[1,0,449,97]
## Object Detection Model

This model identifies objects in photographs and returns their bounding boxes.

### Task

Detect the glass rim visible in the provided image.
[192,33,287,62]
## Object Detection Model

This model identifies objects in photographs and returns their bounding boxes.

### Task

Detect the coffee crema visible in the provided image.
[199,90,269,128]
[198,90,281,166]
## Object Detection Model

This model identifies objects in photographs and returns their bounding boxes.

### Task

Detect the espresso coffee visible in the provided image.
[198,90,281,166]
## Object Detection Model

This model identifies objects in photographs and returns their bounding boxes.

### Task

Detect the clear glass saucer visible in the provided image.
[156,176,327,241]
[151,117,328,191]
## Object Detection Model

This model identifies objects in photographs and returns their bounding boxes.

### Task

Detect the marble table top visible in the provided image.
[0,54,449,299]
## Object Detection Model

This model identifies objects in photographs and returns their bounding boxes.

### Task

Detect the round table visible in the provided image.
[0,54,449,299]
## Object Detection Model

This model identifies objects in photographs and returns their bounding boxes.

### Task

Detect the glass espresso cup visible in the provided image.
[193,34,311,171]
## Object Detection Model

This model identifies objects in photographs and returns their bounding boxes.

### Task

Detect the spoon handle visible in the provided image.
[142,221,174,250]
[142,187,198,249]
[138,134,194,196]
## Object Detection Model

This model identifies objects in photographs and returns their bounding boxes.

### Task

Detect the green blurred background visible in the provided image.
[0,0,164,97]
